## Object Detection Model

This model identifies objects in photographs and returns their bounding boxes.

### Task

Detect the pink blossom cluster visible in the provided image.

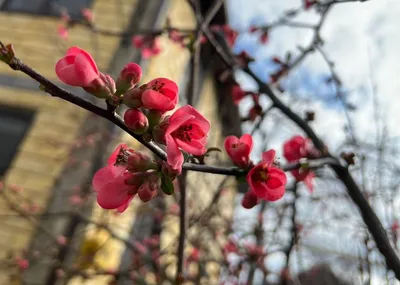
[55,47,210,211]
[224,135,287,209]
[57,8,94,41]
[283,135,320,192]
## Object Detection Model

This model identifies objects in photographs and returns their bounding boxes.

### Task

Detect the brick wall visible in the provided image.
[0,0,137,283]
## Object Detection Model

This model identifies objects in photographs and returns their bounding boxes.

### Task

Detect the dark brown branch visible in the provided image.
[243,65,400,281]
[176,171,188,284]
[7,57,167,160]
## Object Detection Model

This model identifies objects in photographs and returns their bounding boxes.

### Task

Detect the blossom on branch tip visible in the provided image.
[55,47,99,87]
[283,135,310,162]
[224,134,253,168]
[92,144,137,212]
[246,150,287,201]
[165,105,210,172]
[283,135,319,192]
[141,78,178,112]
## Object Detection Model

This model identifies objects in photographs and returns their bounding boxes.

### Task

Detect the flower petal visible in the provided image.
[166,135,184,170]
[142,89,176,111]
[176,139,206,156]
[165,115,194,135]
[92,166,114,192]
[108,144,128,165]
[97,178,132,210]
[262,149,276,165]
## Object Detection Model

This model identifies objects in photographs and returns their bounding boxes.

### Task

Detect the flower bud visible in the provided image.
[152,116,170,145]
[137,175,160,202]
[83,72,116,99]
[147,110,164,129]
[161,161,181,177]
[123,88,143,108]
[124,109,149,134]
[116,63,142,95]
[241,190,259,209]
[127,151,156,172]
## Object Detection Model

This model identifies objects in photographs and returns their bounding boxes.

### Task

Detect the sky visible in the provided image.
[226,0,400,153]
[225,0,400,283]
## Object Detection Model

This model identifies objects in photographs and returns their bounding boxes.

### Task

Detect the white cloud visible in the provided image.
[226,0,400,283]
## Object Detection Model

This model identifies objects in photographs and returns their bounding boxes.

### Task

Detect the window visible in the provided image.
[0,0,93,20]
[0,105,34,176]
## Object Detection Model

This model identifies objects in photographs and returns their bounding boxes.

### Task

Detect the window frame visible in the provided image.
[0,104,35,176]
[0,0,94,20]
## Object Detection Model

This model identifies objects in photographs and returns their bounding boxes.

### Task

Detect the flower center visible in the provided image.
[173,124,193,142]
[231,142,244,149]
[259,171,269,181]
[151,80,165,91]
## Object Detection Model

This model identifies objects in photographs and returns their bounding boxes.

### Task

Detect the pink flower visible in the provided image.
[246,150,287,201]
[124,109,149,134]
[57,25,68,40]
[141,78,178,112]
[92,144,138,211]
[81,8,94,22]
[15,257,29,270]
[231,84,247,105]
[116,62,142,94]
[283,135,317,192]
[283,135,310,162]
[55,47,99,87]
[132,35,161,58]
[224,134,253,168]
[165,105,210,171]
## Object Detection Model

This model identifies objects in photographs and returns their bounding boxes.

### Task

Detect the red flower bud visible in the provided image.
[127,152,156,172]
[116,63,142,94]
[83,72,116,99]
[137,175,160,202]
[123,88,143,108]
[124,109,149,134]
[241,190,259,209]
